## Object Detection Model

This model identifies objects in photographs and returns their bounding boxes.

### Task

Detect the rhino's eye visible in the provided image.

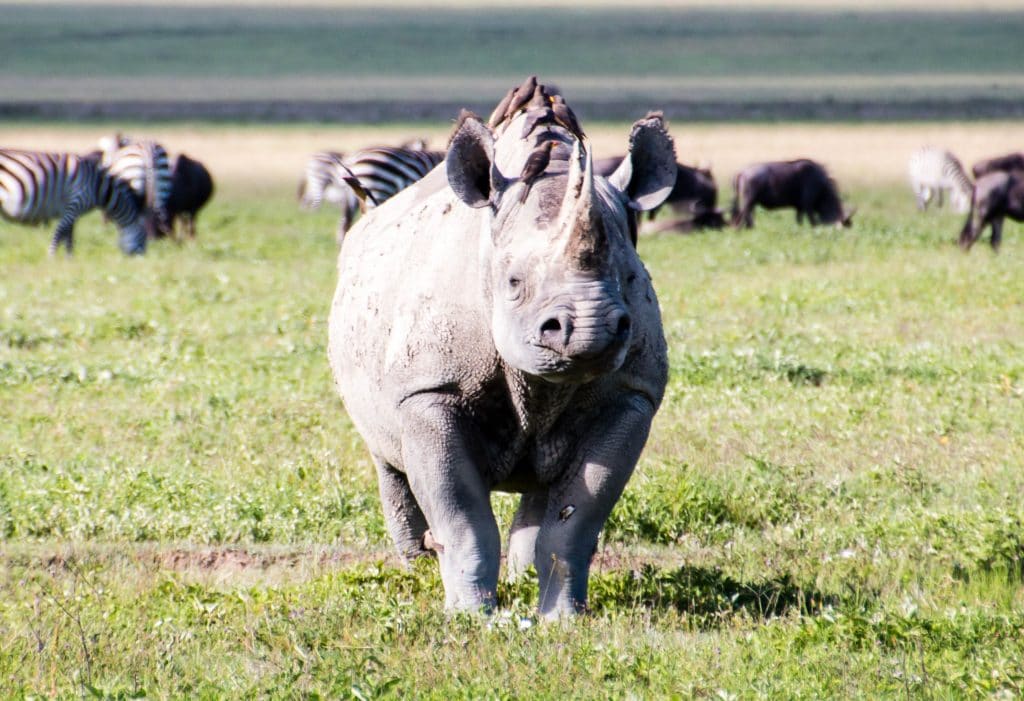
[507,276,523,301]
[626,273,637,285]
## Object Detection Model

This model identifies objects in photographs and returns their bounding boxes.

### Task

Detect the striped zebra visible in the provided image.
[97,132,130,164]
[298,150,357,213]
[908,147,973,213]
[103,138,173,235]
[299,143,444,243]
[0,149,147,254]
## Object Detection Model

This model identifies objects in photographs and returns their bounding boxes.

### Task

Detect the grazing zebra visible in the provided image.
[908,147,973,213]
[0,149,147,254]
[298,150,357,213]
[104,138,173,235]
[298,144,445,243]
[97,132,130,165]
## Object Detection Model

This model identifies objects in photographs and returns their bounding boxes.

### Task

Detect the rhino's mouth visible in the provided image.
[528,340,628,383]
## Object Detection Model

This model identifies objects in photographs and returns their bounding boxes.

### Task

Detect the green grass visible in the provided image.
[2,4,1023,103]
[2,173,1024,697]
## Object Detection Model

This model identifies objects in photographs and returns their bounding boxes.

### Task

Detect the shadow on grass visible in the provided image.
[587,563,840,626]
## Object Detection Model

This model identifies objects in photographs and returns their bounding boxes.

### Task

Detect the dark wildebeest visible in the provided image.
[731,159,854,229]
[959,169,1024,252]
[595,157,724,231]
[971,152,1024,179]
[160,154,214,241]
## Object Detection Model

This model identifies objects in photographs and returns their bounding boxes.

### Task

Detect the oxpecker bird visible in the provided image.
[340,175,377,209]
[335,162,379,208]
[488,87,516,129]
[519,140,556,203]
[520,108,558,139]
[526,83,548,112]
[504,75,538,124]
[550,94,584,141]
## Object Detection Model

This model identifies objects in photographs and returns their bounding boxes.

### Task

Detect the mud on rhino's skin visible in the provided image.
[328,81,676,617]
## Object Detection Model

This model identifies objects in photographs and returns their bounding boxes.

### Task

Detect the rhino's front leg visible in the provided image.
[534,394,656,618]
[399,394,501,612]
[507,491,547,579]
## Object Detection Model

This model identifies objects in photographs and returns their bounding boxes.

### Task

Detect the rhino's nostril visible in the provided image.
[615,314,631,337]
[540,318,562,334]
[539,314,573,349]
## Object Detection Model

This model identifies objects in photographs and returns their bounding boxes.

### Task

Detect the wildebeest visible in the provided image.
[971,152,1024,178]
[907,147,972,213]
[959,169,1024,251]
[328,81,676,617]
[595,157,723,231]
[160,153,214,240]
[731,159,853,228]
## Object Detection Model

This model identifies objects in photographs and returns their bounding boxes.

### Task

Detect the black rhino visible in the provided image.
[328,81,676,616]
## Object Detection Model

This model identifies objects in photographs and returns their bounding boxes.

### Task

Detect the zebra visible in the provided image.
[908,147,973,213]
[0,148,147,254]
[298,150,357,213]
[97,132,131,165]
[103,138,174,236]
[298,144,445,243]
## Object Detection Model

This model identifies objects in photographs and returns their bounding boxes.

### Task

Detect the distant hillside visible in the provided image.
[2,3,1022,121]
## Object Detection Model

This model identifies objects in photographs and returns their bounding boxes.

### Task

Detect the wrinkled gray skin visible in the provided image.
[328,107,675,617]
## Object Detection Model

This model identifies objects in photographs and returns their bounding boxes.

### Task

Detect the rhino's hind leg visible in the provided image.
[373,457,431,561]
[506,490,547,580]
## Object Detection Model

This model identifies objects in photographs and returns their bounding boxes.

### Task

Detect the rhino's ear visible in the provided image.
[608,113,677,211]
[447,110,508,209]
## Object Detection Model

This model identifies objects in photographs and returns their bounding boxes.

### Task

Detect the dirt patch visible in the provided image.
[0,543,402,588]
[145,545,395,573]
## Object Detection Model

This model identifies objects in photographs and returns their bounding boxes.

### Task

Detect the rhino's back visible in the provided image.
[328,166,499,464]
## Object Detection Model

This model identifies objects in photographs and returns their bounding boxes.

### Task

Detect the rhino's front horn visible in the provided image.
[558,139,607,272]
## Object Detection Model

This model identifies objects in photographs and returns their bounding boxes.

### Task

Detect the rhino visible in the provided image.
[328,86,676,617]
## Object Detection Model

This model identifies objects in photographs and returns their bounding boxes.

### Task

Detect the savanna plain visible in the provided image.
[1,119,1022,698]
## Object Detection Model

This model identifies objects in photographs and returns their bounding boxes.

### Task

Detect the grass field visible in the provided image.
[2,4,1023,107]
[1,121,1023,697]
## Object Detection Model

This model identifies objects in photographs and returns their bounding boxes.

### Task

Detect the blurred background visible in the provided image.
[5,0,1024,120]
[4,0,1023,191]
